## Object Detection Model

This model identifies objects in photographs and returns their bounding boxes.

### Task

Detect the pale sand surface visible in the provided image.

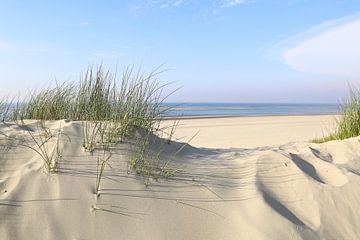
[162,115,340,148]
[1,117,360,240]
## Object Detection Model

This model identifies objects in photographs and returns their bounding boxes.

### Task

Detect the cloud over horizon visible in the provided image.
[283,12,360,79]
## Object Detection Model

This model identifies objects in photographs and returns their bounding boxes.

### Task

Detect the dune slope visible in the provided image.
[0,120,359,240]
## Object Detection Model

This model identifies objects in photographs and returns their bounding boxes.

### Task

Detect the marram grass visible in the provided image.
[313,86,360,143]
[0,64,186,184]
[8,65,169,130]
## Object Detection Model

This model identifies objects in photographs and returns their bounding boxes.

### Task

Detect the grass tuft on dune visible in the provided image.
[9,65,169,126]
[0,64,183,182]
[313,86,360,143]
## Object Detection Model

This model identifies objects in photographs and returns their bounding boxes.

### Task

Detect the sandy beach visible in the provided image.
[162,114,340,148]
[1,114,360,239]
[3,0,360,238]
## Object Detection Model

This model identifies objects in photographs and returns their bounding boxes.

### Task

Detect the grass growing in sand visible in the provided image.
[23,121,62,173]
[313,86,360,143]
[95,149,111,196]
[0,64,185,184]
[0,120,69,173]
[9,65,170,125]
[129,122,196,185]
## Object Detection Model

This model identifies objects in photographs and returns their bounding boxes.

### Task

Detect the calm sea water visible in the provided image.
[162,103,340,117]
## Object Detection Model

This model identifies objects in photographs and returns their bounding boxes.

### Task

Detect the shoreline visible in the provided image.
[160,112,340,120]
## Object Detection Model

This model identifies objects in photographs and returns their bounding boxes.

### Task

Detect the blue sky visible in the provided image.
[1,0,360,103]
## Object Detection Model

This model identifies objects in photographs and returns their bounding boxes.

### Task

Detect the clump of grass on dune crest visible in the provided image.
[313,86,360,143]
[9,65,170,129]
[1,64,185,184]
[19,83,74,121]
[73,66,116,121]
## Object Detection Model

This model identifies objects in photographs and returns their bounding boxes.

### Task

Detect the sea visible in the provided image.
[161,103,340,117]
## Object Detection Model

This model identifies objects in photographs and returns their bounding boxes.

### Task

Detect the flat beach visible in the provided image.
[162,114,340,148]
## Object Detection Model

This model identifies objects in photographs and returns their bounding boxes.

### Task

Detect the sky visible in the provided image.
[1,0,360,103]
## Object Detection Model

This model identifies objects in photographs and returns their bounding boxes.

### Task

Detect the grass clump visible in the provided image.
[129,131,176,186]
[18,83,74,121]
[313,86,360,143]
[128,120,196,186]
[9,65,170,131]
[1,64,185,184]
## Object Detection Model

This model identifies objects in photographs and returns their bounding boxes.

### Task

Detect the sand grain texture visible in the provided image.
[0,117,359,240]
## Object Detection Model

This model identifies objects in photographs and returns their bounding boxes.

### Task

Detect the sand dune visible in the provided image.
[0,117,359,239]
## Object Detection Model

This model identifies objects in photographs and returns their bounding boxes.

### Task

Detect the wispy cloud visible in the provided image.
[279,11,360,78]
[129,0,250,16]
[221,0,247,8]
[129,0,186,15]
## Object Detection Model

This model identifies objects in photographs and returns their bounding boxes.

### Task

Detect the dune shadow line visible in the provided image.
[289,153,324,184]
